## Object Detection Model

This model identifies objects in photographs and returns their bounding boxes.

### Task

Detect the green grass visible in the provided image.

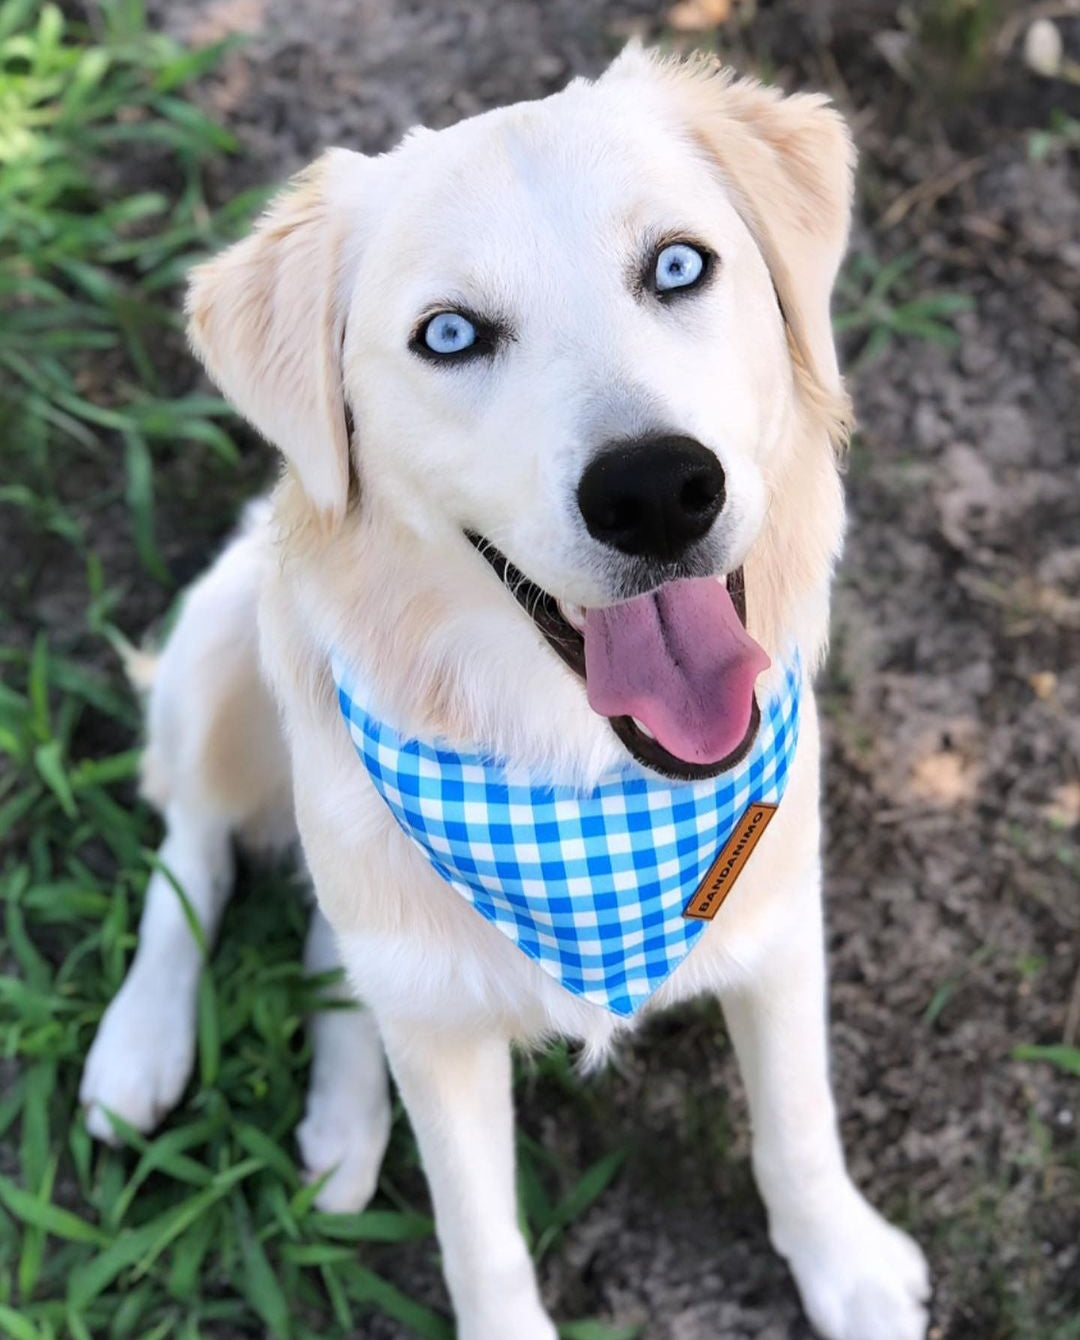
[833,249,974,367]
[1012,1044,1080,1079]
[1029,109,1080,162]
[914,0,1004,87]
[0,0,261,579]
[0,4,637,1337]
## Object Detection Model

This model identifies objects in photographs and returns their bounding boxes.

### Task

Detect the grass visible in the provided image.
[833,249,974,367]
[1012,1045,1080,1079]
[0,0,264,582]
[1029,110,1080,162]
[0,4,638,1337]
[908,0,1006,92]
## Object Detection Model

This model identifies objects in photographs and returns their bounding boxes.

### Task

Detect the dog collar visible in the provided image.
[331,656,801,1017]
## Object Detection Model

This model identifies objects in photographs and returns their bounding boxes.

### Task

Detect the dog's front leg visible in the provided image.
[721,875,930,1340]
[80,801,234,1140]
[380,1022,557,1340]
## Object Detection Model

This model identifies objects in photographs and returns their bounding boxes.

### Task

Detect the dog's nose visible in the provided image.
[577,435,725,561]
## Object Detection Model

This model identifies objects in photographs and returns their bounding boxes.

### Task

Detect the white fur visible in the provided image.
[83,50,929,1340]
[80,517,392,1213]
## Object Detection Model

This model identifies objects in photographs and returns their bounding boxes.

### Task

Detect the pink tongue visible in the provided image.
[583,578,771,765]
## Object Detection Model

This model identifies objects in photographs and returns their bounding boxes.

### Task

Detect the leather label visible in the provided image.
[683,802,778,921]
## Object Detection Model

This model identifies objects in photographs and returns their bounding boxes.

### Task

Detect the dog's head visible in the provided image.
[188,48,854,779]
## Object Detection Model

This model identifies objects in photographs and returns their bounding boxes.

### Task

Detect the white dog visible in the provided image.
[80,47,930,1340]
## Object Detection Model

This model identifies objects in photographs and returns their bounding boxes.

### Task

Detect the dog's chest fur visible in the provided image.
[259,540,824,1050]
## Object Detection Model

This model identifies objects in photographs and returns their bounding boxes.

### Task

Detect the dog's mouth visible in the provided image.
[467,535,770,781]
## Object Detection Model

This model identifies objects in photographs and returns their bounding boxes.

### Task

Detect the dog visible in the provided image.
[79,46,930,1340]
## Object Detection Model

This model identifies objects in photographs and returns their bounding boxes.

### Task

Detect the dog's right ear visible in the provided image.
[605,48,854,443]
[186,149,369,527]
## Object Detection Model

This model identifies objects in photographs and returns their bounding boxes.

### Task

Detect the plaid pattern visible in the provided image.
[332,657,802,1017]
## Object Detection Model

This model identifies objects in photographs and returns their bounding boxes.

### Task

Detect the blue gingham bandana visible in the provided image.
[332,658,801,1017]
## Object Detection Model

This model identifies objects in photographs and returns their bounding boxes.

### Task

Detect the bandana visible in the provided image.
[332,657,801,1017]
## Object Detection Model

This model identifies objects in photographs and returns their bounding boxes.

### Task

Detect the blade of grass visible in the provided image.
[0,1169,109,1246]
[237,1198,291,1340]
[346,1267,454,1340]
[122,430,167,582]
[0,1303,47,1340]
[1012,1044,1080,1078]
[66,1158,265,1307]
[196,967,219,1087]
[534,1149,625,1261]
[302,1208,434,1242]
[559,1324,644,1340]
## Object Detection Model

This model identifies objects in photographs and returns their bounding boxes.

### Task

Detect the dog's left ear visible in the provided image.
[609,49,855,401]
[186,149,372,526]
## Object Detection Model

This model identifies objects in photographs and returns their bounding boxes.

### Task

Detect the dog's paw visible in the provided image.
[456,1271,559,1340]
[80,968,197,1142]
[774,1187,929,1340]
[458,1310,558,1340]
[451,1250,559,1340]
[296,1053,392,1214]
[296,1104,388,1214]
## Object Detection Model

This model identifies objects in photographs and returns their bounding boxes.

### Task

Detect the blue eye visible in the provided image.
[654,242,706,294]
[423,311,477,355]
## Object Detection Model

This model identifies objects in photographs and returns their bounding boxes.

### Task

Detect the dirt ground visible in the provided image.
[74,0,1080,1335]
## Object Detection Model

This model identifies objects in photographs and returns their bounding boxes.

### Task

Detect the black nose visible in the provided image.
[577,435,725,562]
